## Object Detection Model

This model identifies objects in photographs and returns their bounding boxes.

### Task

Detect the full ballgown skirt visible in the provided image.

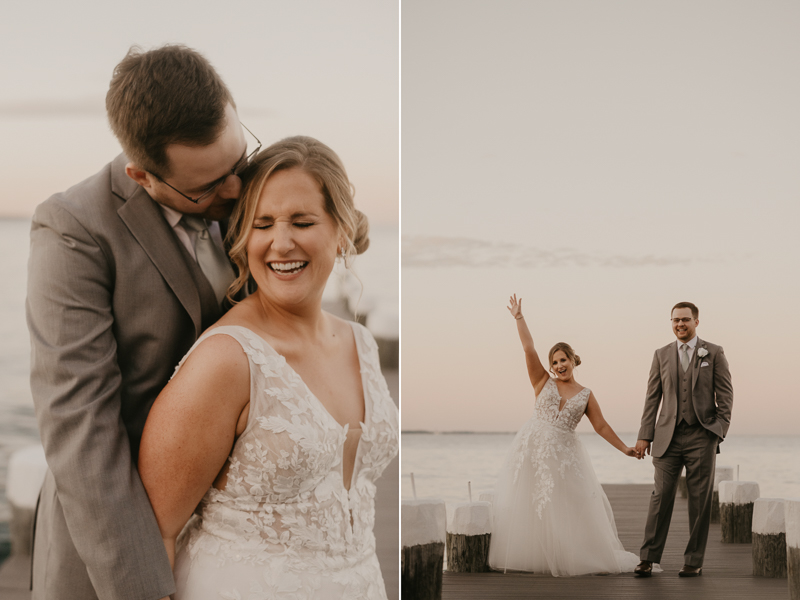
[171,324,399,599]
[488,378,640,576]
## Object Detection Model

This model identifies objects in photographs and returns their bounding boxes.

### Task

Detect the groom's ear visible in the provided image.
[125,163,156,193]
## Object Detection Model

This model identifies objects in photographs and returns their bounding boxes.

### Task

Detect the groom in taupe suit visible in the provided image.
[27,45,257,599]
[633,302,733,577]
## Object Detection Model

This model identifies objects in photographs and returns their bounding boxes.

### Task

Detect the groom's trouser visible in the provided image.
[640,421,718,567]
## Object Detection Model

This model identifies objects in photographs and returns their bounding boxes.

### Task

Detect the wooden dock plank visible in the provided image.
[442,483,788,599]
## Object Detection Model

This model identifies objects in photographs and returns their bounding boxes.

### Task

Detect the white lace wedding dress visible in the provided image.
[171,323,399,599]
[487,378,640,576]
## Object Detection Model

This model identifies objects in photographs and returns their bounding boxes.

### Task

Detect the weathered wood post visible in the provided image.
[751,498,786,578]
[711,466,734,524]
[446,501,492,572]
[786,499,800,599]
[402,499,446,600]
[6,445,48,557]
[719,480,759,543]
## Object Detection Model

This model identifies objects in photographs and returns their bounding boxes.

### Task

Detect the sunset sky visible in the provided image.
[3,1,799,436]
[401,0,800,435]
[0,1,398,224]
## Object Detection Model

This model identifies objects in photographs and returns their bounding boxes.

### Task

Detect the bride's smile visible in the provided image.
[268,260,309,276]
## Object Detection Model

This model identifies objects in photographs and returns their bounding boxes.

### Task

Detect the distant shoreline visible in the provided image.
[402,430,798,436]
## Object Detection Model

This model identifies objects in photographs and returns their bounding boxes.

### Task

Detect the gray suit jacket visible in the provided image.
[26,154,224,600]
[637,338,734,458]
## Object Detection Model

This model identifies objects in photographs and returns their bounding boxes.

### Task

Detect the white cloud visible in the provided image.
[402,235,720,268]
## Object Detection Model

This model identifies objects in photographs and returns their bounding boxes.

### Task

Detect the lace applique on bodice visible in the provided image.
[172,323,398,599]
[505,379,591,518]
[535,378,590,431]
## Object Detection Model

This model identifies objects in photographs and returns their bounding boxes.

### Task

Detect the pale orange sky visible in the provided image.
[0,1,398,224]
[401,0,800,435]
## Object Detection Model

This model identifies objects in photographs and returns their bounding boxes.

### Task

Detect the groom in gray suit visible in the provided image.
[633,302,733,577]
[27,45,258,599]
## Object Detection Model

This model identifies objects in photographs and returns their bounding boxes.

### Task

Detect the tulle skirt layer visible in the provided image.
[488,418,639,576]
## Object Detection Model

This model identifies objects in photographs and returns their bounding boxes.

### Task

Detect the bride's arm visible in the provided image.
[584,392,638,457]
[507,294,549,391]
[139,334,251,568]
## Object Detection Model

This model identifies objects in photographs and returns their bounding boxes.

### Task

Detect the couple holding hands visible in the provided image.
[488,296,733,578]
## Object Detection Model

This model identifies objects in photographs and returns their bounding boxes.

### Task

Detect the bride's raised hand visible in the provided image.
[507,294,523,320]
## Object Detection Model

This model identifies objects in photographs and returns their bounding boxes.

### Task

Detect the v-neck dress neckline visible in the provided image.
[211,322,369,492]
[550,378,589,413]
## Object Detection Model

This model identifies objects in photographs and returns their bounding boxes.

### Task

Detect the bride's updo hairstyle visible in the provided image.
[225,135,369,301]
[548,342,581,372]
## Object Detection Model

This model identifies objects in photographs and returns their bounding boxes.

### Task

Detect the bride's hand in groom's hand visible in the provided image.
[508,294,523,320]
[634,439,651,460]
[623,447,639,458]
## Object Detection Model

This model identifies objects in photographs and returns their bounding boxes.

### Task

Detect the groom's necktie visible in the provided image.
[182,216,236,305]
[680,343,690,372]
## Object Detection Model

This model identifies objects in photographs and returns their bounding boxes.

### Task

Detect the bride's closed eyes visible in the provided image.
[252,218,318,230]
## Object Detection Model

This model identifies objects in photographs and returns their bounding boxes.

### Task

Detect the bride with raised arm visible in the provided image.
[138,136,398,599]
[487,294,643,576]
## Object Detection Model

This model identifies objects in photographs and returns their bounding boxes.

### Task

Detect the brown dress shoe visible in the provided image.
[678,565,702,577]
[634,561,653,577]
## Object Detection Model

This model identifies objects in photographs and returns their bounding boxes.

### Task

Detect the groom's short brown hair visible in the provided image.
[672,301,699,319]
[106,44,234,178]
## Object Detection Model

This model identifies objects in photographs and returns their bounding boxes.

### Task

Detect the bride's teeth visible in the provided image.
[270,261,306,273]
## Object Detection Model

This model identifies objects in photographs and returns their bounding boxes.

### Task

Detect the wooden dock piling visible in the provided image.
[719,480,759,543]
[711,465,734,524]
[786,499,800,600]
[751,498,786,578]
[402,499,446,600]
[445,501,492,573]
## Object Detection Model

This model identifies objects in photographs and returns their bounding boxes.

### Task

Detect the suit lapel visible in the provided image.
[667,342,679,393]
[692,338,705,390]
[112,158,203,336]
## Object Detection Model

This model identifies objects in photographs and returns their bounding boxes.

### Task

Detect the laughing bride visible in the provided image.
[487,294,643,576]
[138,136,399,599]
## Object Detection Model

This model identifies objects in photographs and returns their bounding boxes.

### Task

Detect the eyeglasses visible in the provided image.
[671,317,694,324]
[152,122,262,205]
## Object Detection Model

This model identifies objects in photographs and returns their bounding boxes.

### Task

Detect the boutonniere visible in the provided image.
[697,348,709,358]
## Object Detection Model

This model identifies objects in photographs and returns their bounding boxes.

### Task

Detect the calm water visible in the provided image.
[0,218,397,528]
[402,432,800,519]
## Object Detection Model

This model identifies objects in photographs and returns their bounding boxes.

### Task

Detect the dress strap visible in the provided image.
[172,325,265,378]
[195,324,258,348]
